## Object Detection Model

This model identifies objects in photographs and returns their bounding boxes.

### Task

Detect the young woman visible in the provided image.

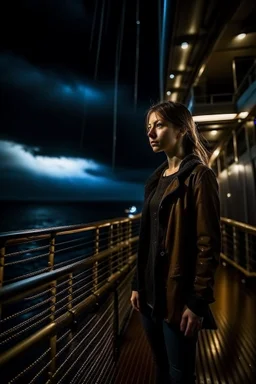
[130,101,221,384]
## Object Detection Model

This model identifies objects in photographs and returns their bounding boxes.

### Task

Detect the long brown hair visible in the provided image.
[146,101,210,165]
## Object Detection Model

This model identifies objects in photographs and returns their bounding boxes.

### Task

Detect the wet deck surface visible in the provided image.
[114,264,256,383]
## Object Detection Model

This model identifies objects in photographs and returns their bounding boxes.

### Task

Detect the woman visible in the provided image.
[130,101,221,384]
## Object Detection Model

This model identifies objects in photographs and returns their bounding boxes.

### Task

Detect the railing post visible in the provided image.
[245,232,251,272]
[48,234,57,382]
[108,224,114,276]
[93,227,99,292]
[67,273,73,310]
[128,220,132,260]
[221,223,229,258]
[232,227,239,264]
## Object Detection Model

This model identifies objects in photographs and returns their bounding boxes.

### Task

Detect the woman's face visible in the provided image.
[147,112,183,155]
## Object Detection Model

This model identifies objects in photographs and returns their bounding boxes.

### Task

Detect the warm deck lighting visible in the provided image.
[181,42,189,49]
[237,33,246,40]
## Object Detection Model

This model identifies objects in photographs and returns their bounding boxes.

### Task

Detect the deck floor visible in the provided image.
[114,264,256,384]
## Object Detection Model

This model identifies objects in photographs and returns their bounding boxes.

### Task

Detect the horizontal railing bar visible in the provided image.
[221,217,256,236]
[0,238,138,304]
[220,253,256,277]
[0,262,136,367]
[0,214,141,245]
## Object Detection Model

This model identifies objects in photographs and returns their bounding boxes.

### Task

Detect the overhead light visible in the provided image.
[166,91,171,96]
[169,74,175,79]
[237,33,246,40]
[211,130,218,136]
[193,113,237,122]
[238,111,249,119]
[136,20,140,25]
[181,42,189,49]
[227,193,231,198]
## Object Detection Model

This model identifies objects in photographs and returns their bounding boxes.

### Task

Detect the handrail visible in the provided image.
[220,217,256,277]
[221,217,256,236]
[0,214,141,383]
[0,261,136,367]
[0,237,138,304]
[0,214,141,245]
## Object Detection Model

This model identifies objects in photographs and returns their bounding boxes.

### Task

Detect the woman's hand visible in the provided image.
[130,291,140,311]
[180,307,203,337]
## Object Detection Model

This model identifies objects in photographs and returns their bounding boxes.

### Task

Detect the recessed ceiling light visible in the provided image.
[237,33,246,40]
[166,91,171,96]
[211,130,218,136]
[181,42,189,49]
[169,74,175,79]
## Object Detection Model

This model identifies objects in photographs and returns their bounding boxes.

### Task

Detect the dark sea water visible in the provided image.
[0,200,143,233]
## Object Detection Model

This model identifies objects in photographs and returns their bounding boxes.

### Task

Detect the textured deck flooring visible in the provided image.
[114,264,256,384]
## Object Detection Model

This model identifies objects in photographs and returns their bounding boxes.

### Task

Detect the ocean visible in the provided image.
[0,200,143,233]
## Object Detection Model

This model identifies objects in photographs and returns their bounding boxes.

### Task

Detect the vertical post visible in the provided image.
[93,227,99,292]
[128,220,132,260]
[108,224,114,277]
[232,59,238,93]
[116,223,121,271]
[48,235,57,381]
[245,233,251,272]
[67,273,73,310]
[221,223,228,258]
[232,226,239,264]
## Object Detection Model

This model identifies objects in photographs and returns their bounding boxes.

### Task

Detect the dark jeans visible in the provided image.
[140,305,198,384]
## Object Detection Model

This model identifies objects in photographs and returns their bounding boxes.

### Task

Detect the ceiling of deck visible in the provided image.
[165,0,256,151]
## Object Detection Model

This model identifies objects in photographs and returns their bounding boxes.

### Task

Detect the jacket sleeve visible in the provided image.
[131,268,138,291]
[186,168,221,317]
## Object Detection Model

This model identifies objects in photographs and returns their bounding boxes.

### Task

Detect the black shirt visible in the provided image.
[144,170,177,307]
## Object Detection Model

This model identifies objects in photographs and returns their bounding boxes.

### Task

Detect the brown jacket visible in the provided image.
[131,154,221,329]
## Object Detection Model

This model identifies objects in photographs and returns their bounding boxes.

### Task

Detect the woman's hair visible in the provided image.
[146,101,210,165]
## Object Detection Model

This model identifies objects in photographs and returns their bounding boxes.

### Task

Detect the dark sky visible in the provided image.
[0,0,167,201]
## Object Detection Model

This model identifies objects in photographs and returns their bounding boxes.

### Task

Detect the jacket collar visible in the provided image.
[144,153,202,201]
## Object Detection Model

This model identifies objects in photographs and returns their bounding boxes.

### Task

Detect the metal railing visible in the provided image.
[193,93,235,104]
[192,61,256,106]
[0,214,255,383]
[221,217,256,277]
[0,215,141,384]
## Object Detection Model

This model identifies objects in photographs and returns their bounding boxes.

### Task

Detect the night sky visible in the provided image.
[0,0,166,201]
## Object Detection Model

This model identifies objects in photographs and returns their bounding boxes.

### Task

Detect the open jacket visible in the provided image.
[131,154,221,329]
